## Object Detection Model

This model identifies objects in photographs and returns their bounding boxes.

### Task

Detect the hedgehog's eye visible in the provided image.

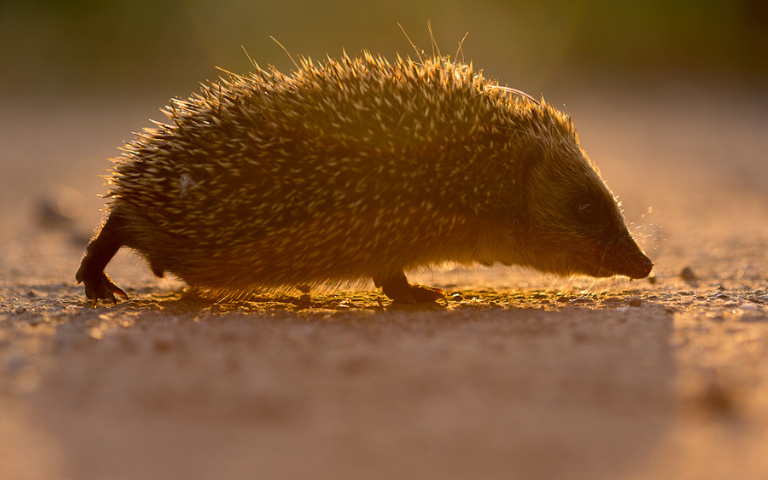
[579,203,594,217]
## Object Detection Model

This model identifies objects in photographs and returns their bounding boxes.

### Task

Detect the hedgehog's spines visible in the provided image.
[97,50,613,300]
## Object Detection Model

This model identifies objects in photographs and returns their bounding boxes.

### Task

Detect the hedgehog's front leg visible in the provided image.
[373,271,445,304]
[75,211,129,304]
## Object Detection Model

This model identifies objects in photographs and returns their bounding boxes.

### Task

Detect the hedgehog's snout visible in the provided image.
[625,251,654,279]
[601,234,653,279]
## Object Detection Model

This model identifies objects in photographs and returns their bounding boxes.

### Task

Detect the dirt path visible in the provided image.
[1,84,767,479]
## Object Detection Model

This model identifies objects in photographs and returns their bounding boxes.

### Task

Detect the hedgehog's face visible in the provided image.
[520,146,653,279]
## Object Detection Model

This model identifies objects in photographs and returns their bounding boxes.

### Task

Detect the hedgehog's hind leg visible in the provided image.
[373,271,445,304]
[75,211,129,304]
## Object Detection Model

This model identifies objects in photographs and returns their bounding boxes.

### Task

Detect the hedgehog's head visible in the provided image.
[513,104,653,280]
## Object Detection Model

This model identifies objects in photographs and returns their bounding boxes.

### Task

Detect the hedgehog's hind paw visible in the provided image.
[76,210,129,305]
[374,271,445,305]
[76,269,128,305]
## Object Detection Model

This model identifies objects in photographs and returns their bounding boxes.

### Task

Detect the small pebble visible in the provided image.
[700,381,736,415]
[6,355,27,372]
[628,297,642,307]
[14,306,26,315]
[680,267,697,280]
[38,184,83,227]
[570,298,593,305]
[153,338,173,352]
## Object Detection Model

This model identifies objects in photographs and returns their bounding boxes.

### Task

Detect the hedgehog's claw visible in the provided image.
[403,284,446,304]
[374,271,445,305]
[75,210,129,305]
[76,269,128,305]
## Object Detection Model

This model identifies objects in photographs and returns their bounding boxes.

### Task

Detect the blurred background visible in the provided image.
[2,0,767,97]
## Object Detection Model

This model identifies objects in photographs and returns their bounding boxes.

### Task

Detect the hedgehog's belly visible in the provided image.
[160,208,489,292]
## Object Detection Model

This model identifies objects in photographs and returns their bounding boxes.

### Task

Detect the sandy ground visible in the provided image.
[1,81,767,480]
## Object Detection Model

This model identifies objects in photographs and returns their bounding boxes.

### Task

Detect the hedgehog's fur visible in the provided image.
[76,51,652,304]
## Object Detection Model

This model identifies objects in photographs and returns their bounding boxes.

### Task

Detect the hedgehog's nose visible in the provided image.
[642,256,654,276]
[628,254,653,279]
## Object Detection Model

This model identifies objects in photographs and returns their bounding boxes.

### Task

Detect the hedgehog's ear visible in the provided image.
[515,145,543,188]
[508,145,544,221]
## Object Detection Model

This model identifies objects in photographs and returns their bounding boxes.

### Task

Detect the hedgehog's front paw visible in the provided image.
[374,271,445,305]
[75,268,128,305]
[403,284,446,304]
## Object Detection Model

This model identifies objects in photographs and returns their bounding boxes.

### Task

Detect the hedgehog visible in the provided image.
[75,50,653,305]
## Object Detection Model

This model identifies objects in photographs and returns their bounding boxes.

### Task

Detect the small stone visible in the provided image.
[647,273,657,285]
[700,381,735,415]
[570,298,593,304]
[680,267,697,280]
[14,306,26,315]
[38,184,83,227]
[628,297,642,307]
[153,338,173,352]
[6,355,27,372]
[602,297,622,304]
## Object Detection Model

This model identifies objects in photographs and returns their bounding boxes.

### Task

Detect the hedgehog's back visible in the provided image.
[100,53,556,295]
